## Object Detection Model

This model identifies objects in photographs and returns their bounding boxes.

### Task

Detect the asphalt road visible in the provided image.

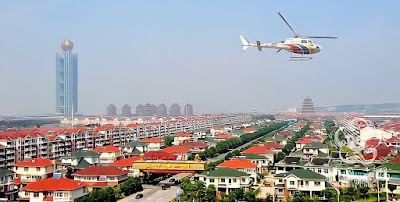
[118,185,178,202]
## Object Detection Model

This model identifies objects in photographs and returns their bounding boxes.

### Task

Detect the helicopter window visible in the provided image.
[301,40,307,43]
[308,40,313,44]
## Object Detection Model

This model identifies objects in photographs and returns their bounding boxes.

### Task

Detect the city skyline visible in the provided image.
[0,1,399,116]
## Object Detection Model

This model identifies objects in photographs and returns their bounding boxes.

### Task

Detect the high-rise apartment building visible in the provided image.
[301,97,315,113]
[56,39,78,117]
[169,103,181,117]
[184,103,194,117]
[107,104,117,117]
[136,104,144,116]
[122,104,132,117]
[157,103,168,117]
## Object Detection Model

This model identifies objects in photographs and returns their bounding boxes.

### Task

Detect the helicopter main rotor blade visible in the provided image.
[278,12,297,37]
[305,36,338,39]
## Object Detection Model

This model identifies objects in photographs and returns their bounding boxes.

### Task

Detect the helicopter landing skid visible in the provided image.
[289,52,313,61]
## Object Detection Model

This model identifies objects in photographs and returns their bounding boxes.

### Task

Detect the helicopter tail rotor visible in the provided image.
[239,35,251,51]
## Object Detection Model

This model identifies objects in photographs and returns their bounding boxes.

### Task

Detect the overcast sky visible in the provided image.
[0,1,399,115]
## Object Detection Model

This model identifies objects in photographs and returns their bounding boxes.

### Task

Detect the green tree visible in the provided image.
[163,135,174,146]
[274,152,286,163]
[322,189,337,202]
[205,185,216,202]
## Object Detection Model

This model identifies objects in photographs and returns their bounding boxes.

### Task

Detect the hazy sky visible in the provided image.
[0,1,399,115]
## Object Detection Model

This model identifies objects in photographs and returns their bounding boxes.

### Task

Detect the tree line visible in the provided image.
[195,121,288,161]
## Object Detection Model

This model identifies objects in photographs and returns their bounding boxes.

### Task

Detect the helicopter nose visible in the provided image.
[316,45,321,52]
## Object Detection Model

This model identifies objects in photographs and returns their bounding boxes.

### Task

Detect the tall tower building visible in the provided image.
[143,103,154,117]
[122,104,132,117]
[157,103,168,117]
[107,104,117,117]
[301,97,315,113]
[56,39,78,117]
[169,103,181,117]
[136,104,144,116]
[184,103,193,117]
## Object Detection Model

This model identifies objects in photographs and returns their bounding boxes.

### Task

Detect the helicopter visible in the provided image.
[240,12,337,61]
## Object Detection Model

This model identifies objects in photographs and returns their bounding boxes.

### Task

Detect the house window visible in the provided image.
[221,178,225,183]
[109,177,115,180]
[341,170,346,174]
[278,189,283,193]
[233,179,237,183]
[305,181,309,186]
[290,181,295,185]
[318,169,321,173]
[300,181,304,186]
[324,169,328,174]
[279,179,283,183]
[315,181,321,186]
[25,191,30,196]
[24,167,28,172]
[210,179,215,183]
[34,192,39,198]
[36,167,40,171]
[242,178,246,182]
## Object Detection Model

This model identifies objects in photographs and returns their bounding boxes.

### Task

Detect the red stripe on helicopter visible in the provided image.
[288,44,302,53]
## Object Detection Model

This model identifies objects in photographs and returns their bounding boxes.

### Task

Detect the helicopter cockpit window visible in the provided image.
[301,40,307,43]
[308,40,313,44]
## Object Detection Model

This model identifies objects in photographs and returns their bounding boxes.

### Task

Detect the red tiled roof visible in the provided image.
[391,157,400,162]
[90,182,109,188]
[175,132,191,137]
[22,178,87,191]
[93,125,115,134]
[127,123,141,128]
[144,151,177,160]
[279,131,293,136]
[140,137,164,143]
[48,135,57,141]
[73,166,129,176]
[14,158,53,167]
[296,121,306,127]
[163,146,190,153]
[181,141,208,149]
[363,153,385,161]
[92,145,120,153]
[243,127,256,132]
[296,137,320,144]
[242,145,274,154]
[218,158,257,169]
[214,134,234,139]
[212,126,223,130]
[376,143,392,157]
[387,136,400,143]
[109,156,141,167]
[263,142,284,149]
[14,177,21,184]
[43,197,53,201]
[366,138,381,148]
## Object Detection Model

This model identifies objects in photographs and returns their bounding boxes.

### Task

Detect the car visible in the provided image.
[135,194,143,199]
[169,178,175,182]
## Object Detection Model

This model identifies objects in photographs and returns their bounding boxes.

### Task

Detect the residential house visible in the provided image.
[109,156,141,177]
[242,127,256,134]
[173,132,193,146]
[242,144,275,165]
[199,168,253,196]
[162,146,190,160]
[140,138,164,151]
[274,169,330,201]
[180,141,209,153]
[14,158,54,184]
[92,145,121,165]
[19,177,88,202]
[214,134,235,142]
[242,153,269,174]
[218,158,257,183]
[72,166,129,189]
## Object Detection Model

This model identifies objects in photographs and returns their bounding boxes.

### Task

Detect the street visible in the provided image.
[118,185,178,202]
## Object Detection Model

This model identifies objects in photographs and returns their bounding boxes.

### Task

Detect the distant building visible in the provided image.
[184,103,194,117]
[122,104,132,117]
[107,104,117,117]
[136,104,144,116]
[169,103,181,117]
[151,104,157,116]
[56,39,78,117]
[157,103,168,117]
[302,97,315,113]
[144,103,154,117]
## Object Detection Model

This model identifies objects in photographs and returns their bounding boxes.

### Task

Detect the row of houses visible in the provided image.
[0,114,251,170]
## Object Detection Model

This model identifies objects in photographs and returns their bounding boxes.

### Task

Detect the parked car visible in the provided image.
[136,194,143,199]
